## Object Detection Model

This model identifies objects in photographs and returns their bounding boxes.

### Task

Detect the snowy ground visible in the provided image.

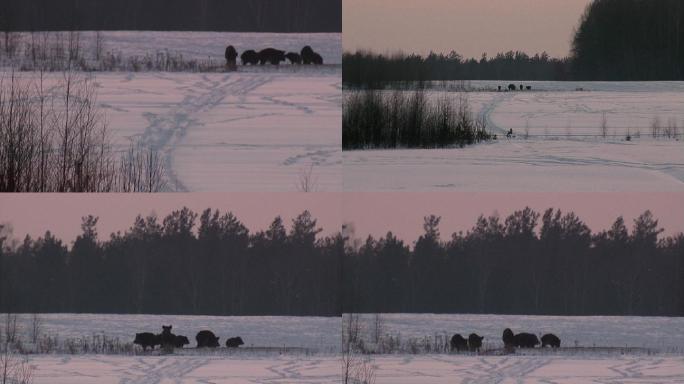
[26,354,684,384]
[344,82,684,191]
[12,313,340,352]
[3,31,341,65]
[15,313,684,383]
[6,69,341,191]
[350,314,684,352]
[370,355,684,384]
[94,71,341,191]
[30,354,340,384]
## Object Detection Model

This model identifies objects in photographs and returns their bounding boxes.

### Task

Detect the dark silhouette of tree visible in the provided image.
[0,208,341,316]
[342,208,684,316]
[571,0,684,80]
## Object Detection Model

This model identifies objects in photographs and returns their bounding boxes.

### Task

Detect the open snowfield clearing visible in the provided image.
[350,314,684,352]
[344,82,684,191]
[2,31,342,65]
[10,313,340,352]
[33,70,341,191]
[30,354,340,384]
[99,71,341,191]
[370,355,684,384]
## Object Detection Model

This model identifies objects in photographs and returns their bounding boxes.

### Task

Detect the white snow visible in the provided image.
[4,31,342,65]
[30,355,340,384]
[4,69,341,191]
[369,355,684,384]
[350,314,684,352]
[344,83,684,192]
[14,313,340,352]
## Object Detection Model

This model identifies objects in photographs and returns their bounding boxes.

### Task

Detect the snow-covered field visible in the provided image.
[344,82,684,191]
[14,313,684,383]
[369,355,684,384]
[14,313,339,352]
[27,354,684,383]
[351,313,684,352]
[4,31,342,65]
[4,69,341,191]
[30,355,340,384]
[94,71,341,191]
[2,31,341,191]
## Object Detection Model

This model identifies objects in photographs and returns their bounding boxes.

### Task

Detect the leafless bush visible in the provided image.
[600,112,608,138]
[342,350,376,384]
[2,32,21,59]
[93,31,104,62]
[0,70,164,192]
[3,314,18,345]
[371,314,385,345]
[296,163,318,192]
[651,117,661,138]
[28,315,41,345]
[0,345,33,384]
[342,313,362,353]
[118,143,167,192]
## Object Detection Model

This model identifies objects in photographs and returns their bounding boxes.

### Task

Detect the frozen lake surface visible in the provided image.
[344,82,684,192]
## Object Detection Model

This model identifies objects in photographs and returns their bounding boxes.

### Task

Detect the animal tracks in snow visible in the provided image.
[91,71,341,191]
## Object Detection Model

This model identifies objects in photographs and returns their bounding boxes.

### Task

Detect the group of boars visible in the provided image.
[134,325,244,351]
[450,328,561,352]
[500,84,533,91]
[224,45,324,66]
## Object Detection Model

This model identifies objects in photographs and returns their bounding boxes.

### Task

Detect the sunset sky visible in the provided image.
[2,192,683,245]
[343,0,593,58]
[0,193,343,245]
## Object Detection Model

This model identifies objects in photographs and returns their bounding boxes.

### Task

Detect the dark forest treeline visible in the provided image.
[343,209,684,316]
[343,0,684,86]
[342,51,572,86]
[1,208,683,317]
[0,0,341,33]
[0,209,342,316]
[572,0,684,80]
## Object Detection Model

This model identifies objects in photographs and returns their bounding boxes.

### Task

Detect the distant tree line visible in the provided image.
[0,209,342,316]
[343,0,684,86]
[343,51,571,87]
[0,0,341,33]
[343,209,684,316]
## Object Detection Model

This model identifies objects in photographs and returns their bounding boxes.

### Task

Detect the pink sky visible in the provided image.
[2,192,683,245]
[343,0,593,58]
[342,192,684,243]
[0,193,342,244]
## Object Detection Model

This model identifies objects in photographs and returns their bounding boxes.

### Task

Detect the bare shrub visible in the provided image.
[28,315,42,345]
[600,112,608,138]
[343,90,492,149]
[118,143,167,192]
[0,70,165,192]
[296,163,318,192]
[651,117,661,138]
[0,346,33,384]
[3,314,18,345]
